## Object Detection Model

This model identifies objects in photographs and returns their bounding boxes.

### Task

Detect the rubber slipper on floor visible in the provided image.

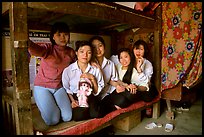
[36,131,43,135]
[145,122,158,129]
[165,123,173,132]
[145,122,163,129]
[157,123,163,128]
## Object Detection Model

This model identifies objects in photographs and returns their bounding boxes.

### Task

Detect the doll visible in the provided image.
[77,78,93,107]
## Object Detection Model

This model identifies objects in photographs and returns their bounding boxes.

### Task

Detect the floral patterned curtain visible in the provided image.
[161,2,202,91]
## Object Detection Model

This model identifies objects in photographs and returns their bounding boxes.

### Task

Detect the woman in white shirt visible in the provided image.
[132,40,158,102]
[89,36,119,117]
[131,40,158,117]
[62,41,104,121]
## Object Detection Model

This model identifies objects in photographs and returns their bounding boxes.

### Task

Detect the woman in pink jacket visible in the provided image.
[28,22,76,125]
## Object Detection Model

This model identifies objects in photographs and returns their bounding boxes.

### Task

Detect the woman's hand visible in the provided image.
[80,73,96,87]
[90,61,100,68]
[126,84,137,94]
[116,84,126,93]
[80,73,98,94]
[71,100,79,108]
[90,61,103,73]
[136,57,144,72]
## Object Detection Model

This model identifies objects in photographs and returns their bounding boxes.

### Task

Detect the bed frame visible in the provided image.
[2,2,162,135]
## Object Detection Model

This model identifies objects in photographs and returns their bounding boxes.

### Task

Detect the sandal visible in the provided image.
[36,131,43,135]
[157,123,163,128]
[145,122,157,129]
[165,123,173,132]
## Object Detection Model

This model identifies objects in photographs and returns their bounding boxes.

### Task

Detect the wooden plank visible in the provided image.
[27,2,155,29]
[6,103,11,128]
[99,2,154,19]
[12,105,16,134]
[113,111,141,131]
[161,82,182,101]
[2,100,7,134]
[85,122,112,135]
[2,94,16,134]
[9,2,34,135]
[134,28,155,34]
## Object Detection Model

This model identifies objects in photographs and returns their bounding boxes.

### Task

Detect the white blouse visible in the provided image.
[98,57,119,99]
[116,58,153,91]
[62,61,105,96]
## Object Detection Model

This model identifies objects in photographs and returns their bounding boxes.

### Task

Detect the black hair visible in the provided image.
[50,22,70,45]
[89,35,106,48]
[117,48,134,84]
[75,40,93,53]
[78,81,92,90]
[132,39,149,58]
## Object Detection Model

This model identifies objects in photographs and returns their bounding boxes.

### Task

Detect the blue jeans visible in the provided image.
[33,86,72,125]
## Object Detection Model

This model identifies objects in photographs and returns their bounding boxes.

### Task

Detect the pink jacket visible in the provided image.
[28,42,76,88]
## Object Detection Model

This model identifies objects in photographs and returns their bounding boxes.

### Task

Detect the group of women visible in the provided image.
[28,22,158,126]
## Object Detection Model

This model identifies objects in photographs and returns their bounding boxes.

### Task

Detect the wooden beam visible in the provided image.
[28,21,51,31]
[134,28,155,34]
[100,23,124,30]
[40,12,66,24]
[98,2,154,19]
[27,2,155,29]
[153,5,162,98]
[27,7,66,24]
[9,2,34,135]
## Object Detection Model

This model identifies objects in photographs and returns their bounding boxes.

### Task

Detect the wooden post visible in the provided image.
[153,4,162,98]
[9,2,34,135]
[152,101,160,119]
[165,99,174,120]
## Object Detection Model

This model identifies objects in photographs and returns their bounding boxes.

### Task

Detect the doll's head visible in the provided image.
[78,78,92,92]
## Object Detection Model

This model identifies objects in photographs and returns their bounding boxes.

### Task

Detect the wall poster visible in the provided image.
[2,30,51,91]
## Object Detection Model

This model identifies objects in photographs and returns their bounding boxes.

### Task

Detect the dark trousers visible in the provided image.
[99,84,158,117]
[113,84,158,106]
[72,94,100,121]
[98,94,117,118]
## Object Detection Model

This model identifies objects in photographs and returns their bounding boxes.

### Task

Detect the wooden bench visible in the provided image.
[2,87,160,135]
[32,96,160,135]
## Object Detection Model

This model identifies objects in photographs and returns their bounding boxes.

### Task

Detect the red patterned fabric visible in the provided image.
[161,2,202,91]
[44,96,160,135]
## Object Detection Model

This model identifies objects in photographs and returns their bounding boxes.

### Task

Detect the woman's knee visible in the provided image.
[43,113,61,126]
[112,95,129,108]
[142,94,154,102]
[62,113,72,122]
